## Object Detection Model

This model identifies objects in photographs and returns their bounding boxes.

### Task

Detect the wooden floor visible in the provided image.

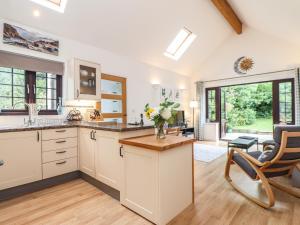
[1,144,300,225]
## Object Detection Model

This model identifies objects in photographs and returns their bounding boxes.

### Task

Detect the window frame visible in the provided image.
[273,78,295,125]
[205,87,220,123]
[0,68,62,116]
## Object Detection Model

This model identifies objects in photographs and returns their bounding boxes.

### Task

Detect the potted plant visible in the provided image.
[144,98,180,139]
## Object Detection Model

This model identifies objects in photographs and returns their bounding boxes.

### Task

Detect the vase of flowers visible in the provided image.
[144,98,180,139]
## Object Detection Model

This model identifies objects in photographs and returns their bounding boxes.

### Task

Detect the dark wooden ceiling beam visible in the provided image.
[211,0,242,34]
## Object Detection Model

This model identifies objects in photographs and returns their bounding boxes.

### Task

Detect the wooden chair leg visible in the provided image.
[224,149,275,208]
[269,179,300,198]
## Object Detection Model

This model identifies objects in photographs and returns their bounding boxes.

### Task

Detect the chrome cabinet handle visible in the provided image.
[55,130,66,133]
[56,140,66,143]
[37,131,40,142]
[56,150,67,154]
[119,145,124,158]
[93,130,96,141]
[56,161,66,165]
[0,160,4,166]
[77,89,79,98]
[90,130,96,140]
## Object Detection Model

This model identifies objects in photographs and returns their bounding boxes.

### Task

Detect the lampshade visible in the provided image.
[189,100,198,108]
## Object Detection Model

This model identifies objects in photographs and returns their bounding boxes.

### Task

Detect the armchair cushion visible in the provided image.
[258,143,280,162]
[274,125,300,147]
[258,150,273,162]
[233,151,262,179]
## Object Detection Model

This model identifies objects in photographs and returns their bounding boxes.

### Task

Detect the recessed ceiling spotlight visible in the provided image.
[33,9,40,17]
[30,0,68,13]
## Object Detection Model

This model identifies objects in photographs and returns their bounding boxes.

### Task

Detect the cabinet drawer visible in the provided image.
[42,128,77,141]
[42,157,78,179]
[42,137,77,152]
[42,147,78,163]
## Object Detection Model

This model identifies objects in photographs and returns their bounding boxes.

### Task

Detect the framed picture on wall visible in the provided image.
[174,89,181,102]
[3,23,59,56]
[166,88,174,101]
[160,87,167,100]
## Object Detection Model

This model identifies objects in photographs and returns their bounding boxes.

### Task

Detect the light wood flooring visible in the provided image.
[0,142,300,225]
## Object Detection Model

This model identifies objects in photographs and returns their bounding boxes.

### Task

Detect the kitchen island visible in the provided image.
[119,135,195,225]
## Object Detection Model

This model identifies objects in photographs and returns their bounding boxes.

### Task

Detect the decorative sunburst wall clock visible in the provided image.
[234,56,254,74]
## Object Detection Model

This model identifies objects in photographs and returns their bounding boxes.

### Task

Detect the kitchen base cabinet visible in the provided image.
[0,131,42,190]
[121,146,159,223]
[95,132,121,191]
[120,139,194,225]
[42,128,78,179]
[79,128,96,177]
[43,157,78,179]
[79,129,154,191]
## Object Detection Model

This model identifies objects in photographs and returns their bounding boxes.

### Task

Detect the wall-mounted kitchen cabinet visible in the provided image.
[74,58,101,100]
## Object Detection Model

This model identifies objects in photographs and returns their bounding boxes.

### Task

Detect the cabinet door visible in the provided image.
[79,129,96,177]
[0,131,42,190]
[95,134,121,190]
[74,58,101,100]
[120,145,159,223]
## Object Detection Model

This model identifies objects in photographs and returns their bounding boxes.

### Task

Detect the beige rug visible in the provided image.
[194,143,227,163]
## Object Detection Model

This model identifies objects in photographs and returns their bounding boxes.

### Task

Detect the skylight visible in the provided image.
[164,27,196,61]
[30,0,68,13]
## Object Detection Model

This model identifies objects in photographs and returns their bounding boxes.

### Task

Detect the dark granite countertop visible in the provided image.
[0,121,154,133]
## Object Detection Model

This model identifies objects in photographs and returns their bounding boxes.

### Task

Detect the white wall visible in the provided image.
[193,27,300,83]
[0,19,191,125]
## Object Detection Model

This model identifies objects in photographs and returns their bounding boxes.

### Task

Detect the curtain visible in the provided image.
[295,68,300,125]
[195,81,205,140]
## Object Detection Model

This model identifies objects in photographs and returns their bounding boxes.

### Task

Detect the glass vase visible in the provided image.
[156,124,166,139]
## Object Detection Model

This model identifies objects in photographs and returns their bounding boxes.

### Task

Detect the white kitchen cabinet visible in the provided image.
[0,131,42,190]
[95,131,121,190]
[79,128,96,177]
[121,146,159,222]
[73,58,101,100]
[120,141,193,225]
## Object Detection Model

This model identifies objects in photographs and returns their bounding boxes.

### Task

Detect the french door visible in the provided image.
[273,79,295,125]
[205,78,295,139]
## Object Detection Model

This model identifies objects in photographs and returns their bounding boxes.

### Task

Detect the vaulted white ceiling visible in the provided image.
[0,0,299,77]
[0,0,233,76]
[230,0,300,48]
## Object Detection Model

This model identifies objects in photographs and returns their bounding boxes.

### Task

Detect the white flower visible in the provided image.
[152,107,159,117]
[161,108,172,120]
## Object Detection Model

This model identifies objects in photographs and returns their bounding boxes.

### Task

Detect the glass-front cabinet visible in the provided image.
[100,74,127,123]
[74,58,101,100]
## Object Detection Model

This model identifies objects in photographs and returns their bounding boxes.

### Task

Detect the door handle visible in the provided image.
[56,161,67,165]
[90,130,93,140]
[56,140,66,144]
[119,145,124,157]
[0,160,4,166]
[37,131,40,142]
